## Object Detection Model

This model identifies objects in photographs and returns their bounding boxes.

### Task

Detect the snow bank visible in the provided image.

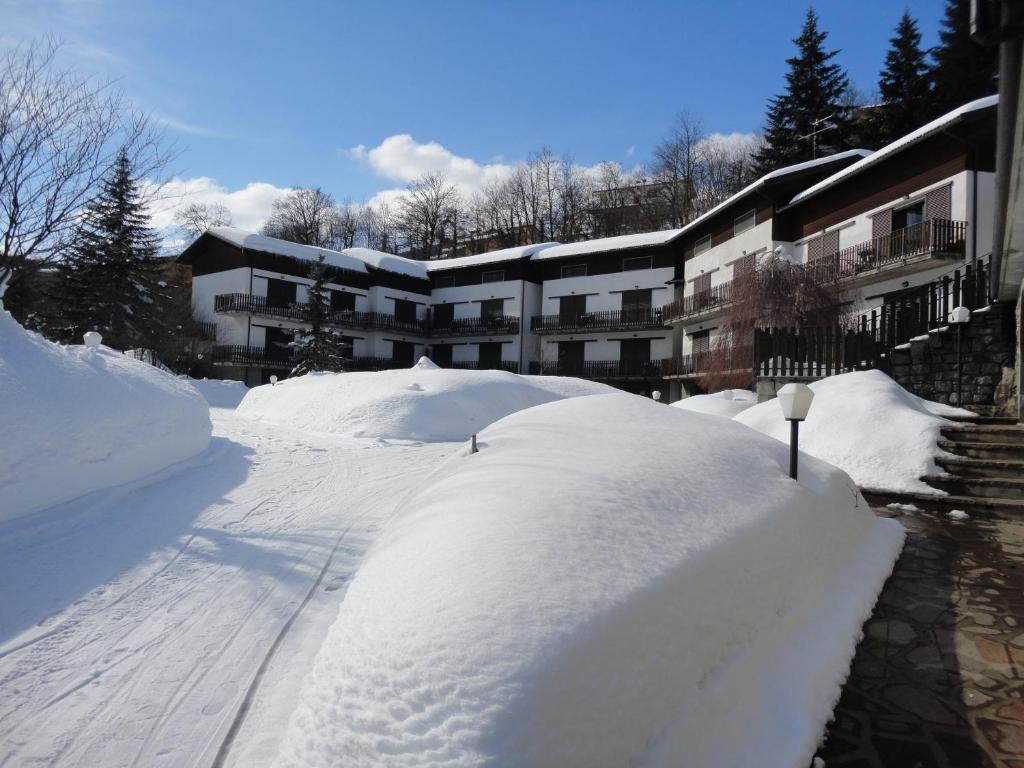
[671,388,758,418]
[276,394,903,768]
[185,377,248,408]
[735,370,970,494]
[237,365,615,441]
[0,310,211,523]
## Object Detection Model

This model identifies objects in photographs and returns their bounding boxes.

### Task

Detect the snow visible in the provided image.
[237,366,616,442]
[205,227,369,273]
[276,393,903,768]
[788,95,999,206]
[186,376,249,408]
[735,370,969,494]
[532,229,684,260]
[887,502,920,513]
[341,247,429,280]
[0,309,212,523]
[425,243,559,270]
[670,388,758,418]
[948,509,970,520]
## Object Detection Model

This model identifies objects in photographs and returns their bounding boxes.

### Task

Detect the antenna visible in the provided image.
[798,114,836,159]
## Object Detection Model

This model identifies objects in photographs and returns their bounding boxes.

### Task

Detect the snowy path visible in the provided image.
[0,409,455,767]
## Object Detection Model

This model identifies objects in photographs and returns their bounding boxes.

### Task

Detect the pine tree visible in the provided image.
[290,254,351,376]
[870,12,934,146]
[753,8,853,175]
[931,0,998,116]
[55,150,163,349]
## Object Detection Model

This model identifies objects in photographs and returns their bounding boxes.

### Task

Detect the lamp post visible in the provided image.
[269,375,278,386]
[777,383,815,480]
[652,390,662,403]
[950,306,970,408]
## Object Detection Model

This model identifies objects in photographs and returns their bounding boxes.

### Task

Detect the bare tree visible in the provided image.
[261,187,345,248]
[0,40,170,290]
[397,173,460,259]
[359,199,399,253]
[555,154,591,242]
[648,112,705,228]
[174,201,232,242]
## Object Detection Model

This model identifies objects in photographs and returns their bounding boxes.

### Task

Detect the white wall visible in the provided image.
[682,220,773,300]
[539,267,674,314]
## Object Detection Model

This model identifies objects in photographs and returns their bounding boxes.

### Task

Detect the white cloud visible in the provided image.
[144,176,293,236]
[152,113,234,140]
[699,132,761,156]
[625,145,636,157]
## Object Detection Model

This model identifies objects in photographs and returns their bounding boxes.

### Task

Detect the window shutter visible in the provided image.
[691,331,710,355]
[925,184,952,221]
[807,235,823,261]
[822,230,839,256]
[733,253,756,279]
[694,273,711,294]
[872,208,892,239]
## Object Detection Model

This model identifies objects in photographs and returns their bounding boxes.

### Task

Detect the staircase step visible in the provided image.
[935,456,1024,478]
[862,490,1024,513]
[946,415,1019,426]
[940,425,1024,445]
[937,439,1024,459]
[923,475,1024,499]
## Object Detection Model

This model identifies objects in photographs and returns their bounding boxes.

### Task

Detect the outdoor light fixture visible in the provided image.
[777,383,814,480]
[951,306,971,407]
[269,375,278,386]
[951,306,971,324]
[83,331,102,349]
[652,390,662,402]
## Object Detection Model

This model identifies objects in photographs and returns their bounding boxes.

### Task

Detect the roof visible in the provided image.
[787,95,999,207]
[341,247,428,280]
[425,243,559,271]
[201,227,369,273]
[532,229,684,261]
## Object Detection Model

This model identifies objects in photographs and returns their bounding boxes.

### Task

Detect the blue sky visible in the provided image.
[3,0,948,230]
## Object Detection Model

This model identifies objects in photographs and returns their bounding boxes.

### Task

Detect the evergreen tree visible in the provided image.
[290,254,351,376]
[931,0,998,115]
[871,12,934,146]
[55,150,163,349]
[753,8,853,175]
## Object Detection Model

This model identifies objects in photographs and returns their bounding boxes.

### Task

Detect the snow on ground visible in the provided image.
[670,388,758,418]
[0,309,211,523]
[0,408,456,767]
[187,376,249,408]
[736,370,969,494]
[237,363,616,441]
[276,393,903,768]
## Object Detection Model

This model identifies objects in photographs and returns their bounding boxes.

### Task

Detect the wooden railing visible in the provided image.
[214,293,429,336]
[529,359,668,379]
[752,328,886,379]
[530,308,665,334]
[662,280,735,324]
[431,315,520,337]
[807,219,967,283]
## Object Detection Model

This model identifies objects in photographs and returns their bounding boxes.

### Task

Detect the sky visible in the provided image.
[2,0,950,234]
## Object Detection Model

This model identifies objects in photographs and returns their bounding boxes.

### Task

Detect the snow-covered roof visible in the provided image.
[425,243,559,271]
[341,247,429,280]
[787,95,999,207]
[205,227,368,273]
[532,229,684,261]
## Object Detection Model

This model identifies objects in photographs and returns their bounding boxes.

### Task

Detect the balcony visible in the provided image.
[449,360,520,373]
[529,359,668,379]
[431,315,520,337]
[663,346,752,379]
[214,293,429,336]
[663,280,735,324]
[808,218,967,284]
[212,345,293,369]
[530,308,665,335]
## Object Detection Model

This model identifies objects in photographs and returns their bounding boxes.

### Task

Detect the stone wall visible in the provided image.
[890,302,1017,415]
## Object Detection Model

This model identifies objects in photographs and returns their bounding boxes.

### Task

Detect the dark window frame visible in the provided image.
[434,274,455,288]
[560,264,587,278]
[733,208,756,236]
[693,234,712,256]
[622,255,653,272]
[481,269,505,284]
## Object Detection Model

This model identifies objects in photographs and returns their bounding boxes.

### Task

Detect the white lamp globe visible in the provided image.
[652,390,662,402]
[950,306,971,324]
[777,382,815,421]
[269,375,278,385]
[83,331,102,349]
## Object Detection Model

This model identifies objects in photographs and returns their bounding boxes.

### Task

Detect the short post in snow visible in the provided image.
[470,434,478,454]
[269,375,278,386]
[777,383,815,480]
[951,306,970,408]
[651,390,662,403]
[83,331,102,349]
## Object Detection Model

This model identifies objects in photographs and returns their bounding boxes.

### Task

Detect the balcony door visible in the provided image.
[620,338,651,375]
[264,326,293,362]
[559,295,586,325]
[557,340,585,375]
[621,289,652,324]
[432,302,454,330]
[478,342,503,370]
[392,340,415,365]
[330,290,355,312]
[893,202,926,257]
[480,298,504,322]
[394,299,417,324]
[431,343,453,367]
[266,278,296,308]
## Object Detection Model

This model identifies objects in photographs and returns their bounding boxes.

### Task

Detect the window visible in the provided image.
[431,343,453,367]
[620,339,651,372]
[622,255,652,272]
[266,278,296,308]
[691,330,710,356]
[561,264,587,278]
[330,290,355,312]
[480,298,504,321]
[393,299,417,323]
[481,269,505,284]
[432,303,454,328]
[559,294,586,322]
[693,234,712,256]
[621,289,652,323]
[478,342,503,369]
[434,274,455,288]
[392,340,415,365]
[893,201,925,232]
[733,209,756,236]
[558,340,585,370]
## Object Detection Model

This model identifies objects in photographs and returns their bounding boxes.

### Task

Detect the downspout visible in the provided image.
[519,279,526,374]
[942,126,980,272]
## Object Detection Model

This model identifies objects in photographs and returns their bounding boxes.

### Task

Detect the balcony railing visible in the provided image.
[663,346,752,378]
[449,360,520,373]
[342,356,413,372]
[808,218,967,283]
[530,308,665,334]
[214,293,429,336]
[663,280,735,324]
[529,359,668,379]
[431,315,520,337]
[212,345,293,368]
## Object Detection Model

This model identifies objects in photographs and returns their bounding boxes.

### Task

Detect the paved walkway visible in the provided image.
[815,504,1024,767]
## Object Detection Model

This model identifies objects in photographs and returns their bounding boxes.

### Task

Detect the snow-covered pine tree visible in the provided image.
[290,254,351,376]
[930,0,998,116]
[753,8,853,175]
[870,12,934,146]
[56,150,163,349]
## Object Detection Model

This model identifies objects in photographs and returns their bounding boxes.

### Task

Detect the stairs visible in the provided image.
[864,416,1024,513]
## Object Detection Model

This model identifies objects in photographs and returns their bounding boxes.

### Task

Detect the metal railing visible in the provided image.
[663,346,752,378]
[530,308,665,334]
[214,293,429,336]
[753,328,885,379]
[431,315,520,336]
[662,281,735,324]
[529,359,668,379]
[449,360,520,373]
[211,345,293,368]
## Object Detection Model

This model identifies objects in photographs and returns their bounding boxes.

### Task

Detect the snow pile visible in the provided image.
[237,366,615,442]
[277,394,903,768]
[0,310,212,523]
[735,370,970,494]
[671,388,758,418]
[185,377,248,408]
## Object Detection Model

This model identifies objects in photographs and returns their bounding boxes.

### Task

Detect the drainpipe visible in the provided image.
[942,126,980,272]
[519,281,526,374]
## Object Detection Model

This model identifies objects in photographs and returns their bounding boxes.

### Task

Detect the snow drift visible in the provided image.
[735,369,970,494]
[276,394,903,768]
[185,377,248,408]
[0,310,212,523]
[671,388,758,418]
[237,362,616,441]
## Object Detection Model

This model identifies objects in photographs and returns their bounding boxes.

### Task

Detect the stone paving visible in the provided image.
[814,504,1024,767]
